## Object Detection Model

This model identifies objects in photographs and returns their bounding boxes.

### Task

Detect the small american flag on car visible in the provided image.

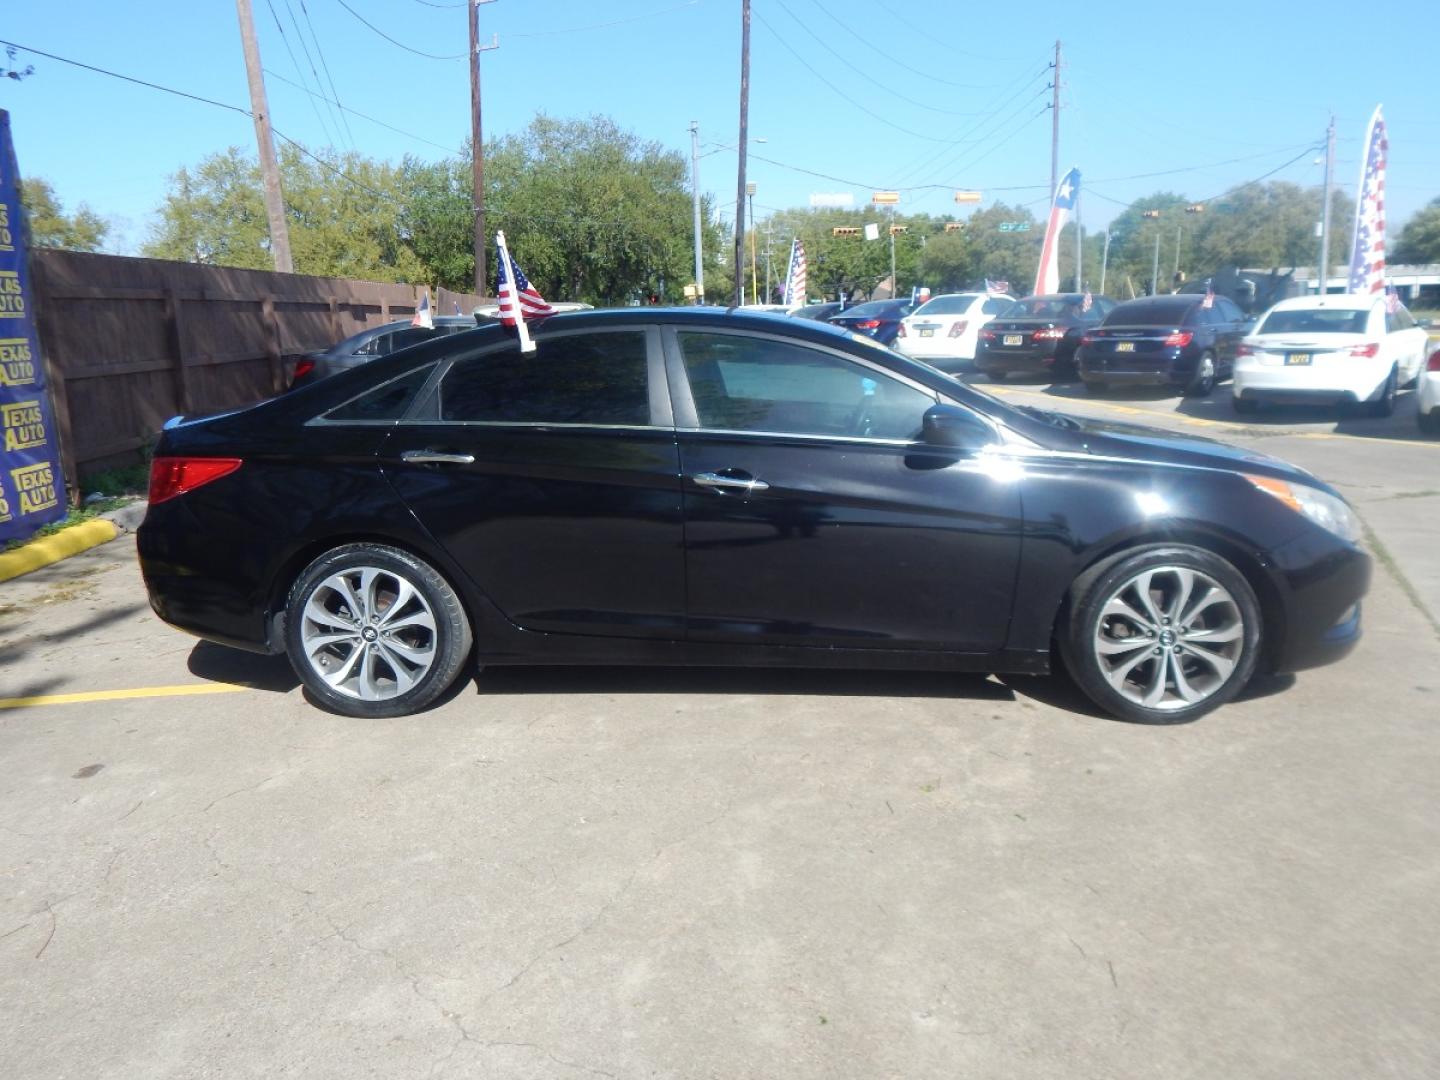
[1081,290,1092,312]
[1201,280,1215,309]
[495,230,556,353]
[985,279,1009,296]
[1385,287,1400,314]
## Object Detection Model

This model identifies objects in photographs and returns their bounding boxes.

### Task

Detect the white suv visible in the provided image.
[895,293,1015,368]
[1233,295,1430,417]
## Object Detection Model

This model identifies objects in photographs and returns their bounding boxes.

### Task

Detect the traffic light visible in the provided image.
[832,226,861,237]
[944,222,964,232]
[889,225,908,236]
[1141,210,1162,219]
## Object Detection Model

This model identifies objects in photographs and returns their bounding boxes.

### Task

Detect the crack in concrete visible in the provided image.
[202,775,276,813]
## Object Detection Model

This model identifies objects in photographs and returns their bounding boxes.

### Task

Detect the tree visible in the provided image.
[1393,198,1440,264]
[917,203,1041,295]
[19,178,108,251]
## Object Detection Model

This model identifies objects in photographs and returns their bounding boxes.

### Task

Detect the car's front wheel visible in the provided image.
[1059,545,1262,724]
[1366,366,1398,418]
[1420,408,1440,435]
[284,543,473,718]
[1184,352,1217,397]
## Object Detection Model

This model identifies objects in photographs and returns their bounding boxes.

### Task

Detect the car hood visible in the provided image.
[1018,407,1329,489]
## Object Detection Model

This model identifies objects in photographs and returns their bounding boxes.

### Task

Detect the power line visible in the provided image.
[903,87,1051,190]
[264,0,337,148]
[297,0,356,146]
[280,0,346,145]
[813,0,1019,70]
[264,67,457,152]
[750,7,957,143]
[331,0,467,59]
[510,0,702,38]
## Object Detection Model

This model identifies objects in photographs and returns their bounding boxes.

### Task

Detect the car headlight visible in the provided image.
[1245,474,1362,544]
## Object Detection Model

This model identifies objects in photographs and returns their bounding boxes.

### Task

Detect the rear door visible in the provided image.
[1385,304,1428,382]
[381,326,686,639]
[665,326,1023,651]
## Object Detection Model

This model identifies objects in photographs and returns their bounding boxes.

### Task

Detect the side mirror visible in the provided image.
[921,403,994,450]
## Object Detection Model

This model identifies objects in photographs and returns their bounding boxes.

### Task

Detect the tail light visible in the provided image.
[1033,327,1066,341]
[292,358,315,381]
[1080,334,1096,346]
[148,457,242,505]
[897,323,907,338]
[1347,342,1380,358]
[855,319,880,330]
[1236,343,1256,357]
[1163,330,1193,347]
[1428,349,1440,373]
[948,320,969,338]
[979,328,997,341]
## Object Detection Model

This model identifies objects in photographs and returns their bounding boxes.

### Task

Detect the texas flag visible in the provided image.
[1033,166,1080,297]
[411,288,433,329]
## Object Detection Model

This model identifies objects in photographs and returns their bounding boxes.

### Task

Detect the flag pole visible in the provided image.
[495,229,535,354]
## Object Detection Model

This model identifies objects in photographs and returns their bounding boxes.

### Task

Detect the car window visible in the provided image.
[439,331,650,425]
[325,365,436,422]
[1257,308,1369,335]
[982,298,1016,316]
[353,332,386,357]
[913,295,980,316]
[1216,297,1244,323]
[677,331,936,441]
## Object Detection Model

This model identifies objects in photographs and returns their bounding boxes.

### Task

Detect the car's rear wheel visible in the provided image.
[284,543,472,718]
[1366,366,1398,418]
[1059,545,1261,724]
[1419,408,1440,435]
[1185,352,1217,397]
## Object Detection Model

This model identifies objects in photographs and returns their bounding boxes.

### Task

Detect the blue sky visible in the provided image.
[2,0,1435,255]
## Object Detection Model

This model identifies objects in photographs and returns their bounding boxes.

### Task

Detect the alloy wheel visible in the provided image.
[299,566,439,700]
[1091,566,1245,712]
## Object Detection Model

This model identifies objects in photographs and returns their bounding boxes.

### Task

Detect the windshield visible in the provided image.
[1257,308,1370,335]
[913,295,980,316]
[1105,301,1194,327]
[1008,296,1080,319]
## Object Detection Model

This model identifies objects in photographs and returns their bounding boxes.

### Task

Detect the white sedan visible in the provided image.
[895,292,1015,367]
[1233,294,1430,417]
[1419,343,1440,435]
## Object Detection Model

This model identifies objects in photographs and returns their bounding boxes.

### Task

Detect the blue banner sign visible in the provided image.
[0,109,65,545]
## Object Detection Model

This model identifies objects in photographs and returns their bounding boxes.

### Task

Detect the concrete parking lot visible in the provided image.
[2,385,1438,1079]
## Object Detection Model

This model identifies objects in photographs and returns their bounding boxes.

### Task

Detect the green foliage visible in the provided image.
[19,177,108,251]
[917,203,1041,295]
[1393,198,1440,264]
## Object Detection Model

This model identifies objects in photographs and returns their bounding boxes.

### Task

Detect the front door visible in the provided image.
[665,327,1023,652]
[382,327,686,640]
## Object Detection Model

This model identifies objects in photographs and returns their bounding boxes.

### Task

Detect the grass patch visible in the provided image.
[1,498,131,554]
[82,462,150,498]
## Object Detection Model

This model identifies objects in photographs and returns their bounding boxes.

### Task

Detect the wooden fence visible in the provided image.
[30,249,489,487]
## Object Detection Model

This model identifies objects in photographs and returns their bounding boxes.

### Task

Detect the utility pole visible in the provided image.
[734,0,751,307]
[764,219,774,302]
[235,0,292,273]
[469,0,498,295]
[1050,39,1061,201]
[690,121,704,302]
[1151,231,1161,296]
[889,207,898,299]
[1318,114,1336,296]
[1099,229,1111,295]
[1074,193,1083,291]
[1173,223,1182,283]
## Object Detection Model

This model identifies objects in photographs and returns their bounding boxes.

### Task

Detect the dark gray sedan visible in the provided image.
[290,315,486,388]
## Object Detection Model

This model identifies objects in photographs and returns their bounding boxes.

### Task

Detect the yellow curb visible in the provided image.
[0,684,252,710]
[0,518,121,584]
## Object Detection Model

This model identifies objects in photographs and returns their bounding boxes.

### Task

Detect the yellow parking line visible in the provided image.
[0,684,253,710]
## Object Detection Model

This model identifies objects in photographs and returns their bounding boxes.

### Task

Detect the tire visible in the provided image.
[1058,545,1262,724]
[284,543,473,718]
[1184,352,1217,397]
[1366,366,1397,418]
[1419,408,1440,435]
[1233,395,1258,415]
[1083,380,1108,394]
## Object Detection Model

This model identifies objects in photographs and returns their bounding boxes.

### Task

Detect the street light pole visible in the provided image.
[690,120,704,303]
[747,184,757,304]
[733,0,751,307]
[1318,114,1336,296]
[1099,229,1111,295]
[1151,231,1161,296]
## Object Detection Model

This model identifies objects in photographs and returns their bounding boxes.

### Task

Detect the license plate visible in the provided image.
[1116,341,1135,353]
[1003,334,1023,346]
[1286,353,1311,366]
[919,328,934,338]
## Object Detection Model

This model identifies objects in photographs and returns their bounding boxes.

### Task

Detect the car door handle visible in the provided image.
[400,450,475,465]
[691,470,769,494]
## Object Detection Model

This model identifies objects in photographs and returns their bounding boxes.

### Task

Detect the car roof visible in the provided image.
[1268,294,1377,312]
[1112,295,1198,310]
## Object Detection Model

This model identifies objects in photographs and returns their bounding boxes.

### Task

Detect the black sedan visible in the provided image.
[790,301,846,322]
[1077,293,1249,396]
[290,315,483,389]
[828,299,913,345]
[977,293,1115,381]
[139,308,1368,725]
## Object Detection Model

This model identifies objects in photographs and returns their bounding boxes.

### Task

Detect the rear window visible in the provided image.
[1103,300,1195,327]
[913,295,980,316]
[1009,296,1081,318]
[1258,308,1369,335]
[841,300,910,319]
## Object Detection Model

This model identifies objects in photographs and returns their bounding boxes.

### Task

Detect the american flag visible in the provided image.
[1201,280,1215,309]
[1347,106,1387,296]
[1081,289,1092,313]
[1033,166,1080,297]
[782,238,807,306]
[1385,288,1400,314]
[985,278,1010,296]
[495,237,556,326]
[411,289,433,329]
